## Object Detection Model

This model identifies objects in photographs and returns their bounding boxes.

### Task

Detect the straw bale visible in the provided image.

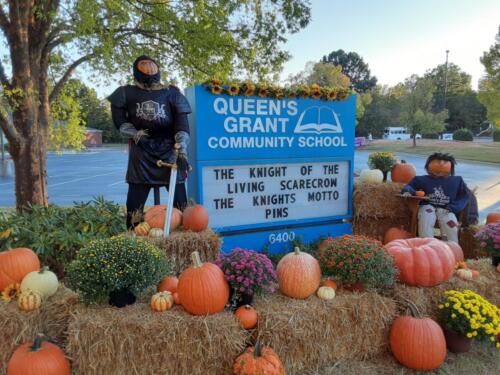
[0,286,78,373]
[353,217,411,242]
[67,303,249,375]
[391,258,500,319]
[353,182,409,220]
[254,291,397,375]
[147,229,221,274]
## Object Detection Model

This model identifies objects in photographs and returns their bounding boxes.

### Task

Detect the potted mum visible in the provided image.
[438,289,500,353]
[474,222,500,266]
[215,248,277,308]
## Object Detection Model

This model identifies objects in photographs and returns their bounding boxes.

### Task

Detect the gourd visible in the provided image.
[157,276,179,293]
[233,342,284,375]
[20,267,59,298]
[0,248,40,291]
[384,238,455,286]
[383,227,411,245]
[321,279,338,290]
[317,286,335,300]
[144,205,182,231]
[360,169,383,184]
[148,228,164,238]
[455,268,479,280]
[391,160,416,183]
[134,222,150,236]
[150,291,174,312]
[182,204,209,232]
[415,190,426,197]
[277,247,321,299]
[18,290,42,311]
[177,251,229,315]
[234,305,258,329]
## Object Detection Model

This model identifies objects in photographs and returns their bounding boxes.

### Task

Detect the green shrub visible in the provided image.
[493,129,500,142]
[367,151,397,181]
[66,236,171,304]
[0,197,126,273]
[422,133,439,139]
[318,235,397,289]
[453,128,473,141]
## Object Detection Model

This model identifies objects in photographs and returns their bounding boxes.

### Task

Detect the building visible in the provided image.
[84,127,103,147]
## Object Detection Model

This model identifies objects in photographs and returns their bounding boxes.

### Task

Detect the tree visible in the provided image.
[445,92,487,134]
[287,61,351,88]
[0,0,311,209]
[478,26,500,127]
[399,75,448,146]
[321,49,377,92]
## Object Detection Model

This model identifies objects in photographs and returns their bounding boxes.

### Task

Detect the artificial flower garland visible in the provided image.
[204,79,352,101]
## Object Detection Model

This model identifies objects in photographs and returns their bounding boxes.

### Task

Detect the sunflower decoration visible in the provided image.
[310,84,322,99]
[2,283,21,302]
[297,84,310,98]
[241,81,256,96]
[337,88,349,100]
[211,84,223,95]
[257,85,269,98]
[227,83,240,96]
[325,88,337,101]
[285,87,297,98]
[272,87,285,100]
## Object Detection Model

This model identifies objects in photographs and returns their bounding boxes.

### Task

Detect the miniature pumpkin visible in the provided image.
[321,279,338,290]
[144,205,182,230]
[233,342,284,375]
[7,334,71,375]
[157,276,179,293]
[383,227,411,245]
[150,291,174,312]
[360,169,383,184]
[391,160,416,184]
[456,268,474,280]
[390,301,446,371]
[427,159,452,176]
[415,190,426,197]
[20,267,59,298]
[456,261,468,269]
[177,251,229,315]
[173,292,181,304]
[137,59,159,75]
[235,305,258,330]
[1,283,21,302]
[384,238,455,286]
[134,222,150,236]
[486,212,500,224]
[0,248,40,292]
[182,204,209,232]
[18,290,42,311]
[149,228,164,238]
[317,286,336,300]
[277,247,321,299]
[442,238,464,263]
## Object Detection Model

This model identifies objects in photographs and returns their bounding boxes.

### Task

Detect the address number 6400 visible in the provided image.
[268,231,296,244]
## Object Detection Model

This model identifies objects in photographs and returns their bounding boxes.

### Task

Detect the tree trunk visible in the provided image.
[412,135,417,147]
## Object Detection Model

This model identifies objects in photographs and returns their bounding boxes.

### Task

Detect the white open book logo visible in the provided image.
[293,106,342,134]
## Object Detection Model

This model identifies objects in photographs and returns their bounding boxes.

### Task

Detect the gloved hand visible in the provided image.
[134,129,149,144]
[401,192,412,197]
[176,150,191,175]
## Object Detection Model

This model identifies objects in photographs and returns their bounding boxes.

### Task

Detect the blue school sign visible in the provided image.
[186,85,355,254]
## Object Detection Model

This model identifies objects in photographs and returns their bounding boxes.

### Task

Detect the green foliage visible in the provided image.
[288,62,351,88]
[368,151,397,181]
[66,236,171,304]
[494,129,500,142]
[422,133,439,139]
[318,235,397,289]
[478,27,500,127]
[0,198,126,271]
[445,92,487,134]
[453,128,473,141]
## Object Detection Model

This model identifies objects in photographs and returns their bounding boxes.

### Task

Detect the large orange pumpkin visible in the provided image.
[486,212,500,224]
[277,247,321,299]
[7,334,71,375]
[182,204,209,231]
[137,59,159,75]
[157,276,179,293]
[442,238,464,263]
[390,301,446,370]
[427,159,452,176]
[235,305,258,330]
[233,342,284,375]
[177,251,229,315]
[391,160,416,183]
[384,238,455,286]
[144,205,182,230]
[383,227,411,245]
[0,248,40,291]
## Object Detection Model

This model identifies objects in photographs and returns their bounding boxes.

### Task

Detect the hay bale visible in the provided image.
[254,292,397,375]
[353,217,411,242]
[148,229,221,274]
[391,258,500,319]
[0,286,78,373]
[67,303,249,375]
[353,182,409,220]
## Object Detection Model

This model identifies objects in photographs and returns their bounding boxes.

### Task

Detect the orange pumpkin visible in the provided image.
[384,238,455,286]
[415,190,426,197]
[172,292,181,304]
[0,248,40,292]
[7,334,71,375]
[277,247,321,299]
[150,291,174,312]
[233,342,284,375]
[321,279,338,290]
[157,276,179,293]
[134,222,150,236]
[144,205,182,231]
[137,59,159,75]
[235,305,258,330]
[390,301,446,370]
[486,212,500,224]
[427,159,452,176]
[182,204,209,232]
[177,251,229,315]
[383,227,411,245]
[442,238,464,263]
[391,160,416,183]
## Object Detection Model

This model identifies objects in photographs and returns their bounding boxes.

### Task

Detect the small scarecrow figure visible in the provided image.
[402,152,470,242]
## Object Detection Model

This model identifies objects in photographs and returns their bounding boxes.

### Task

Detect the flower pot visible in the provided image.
[109,288,136,308]
[443,327,472,353]
[229,288,254,310]
[343,283,365,292]
[492,256,500,267]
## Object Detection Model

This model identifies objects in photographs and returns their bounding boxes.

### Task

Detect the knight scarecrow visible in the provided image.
[108,56,191,229]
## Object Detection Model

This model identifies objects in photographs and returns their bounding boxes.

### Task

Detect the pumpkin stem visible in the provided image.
[30,334,44,352]
[401,160,406,164]
[191,251,202,268]
[40,266,49,273]
[253,341,262,358]
[401,297,423,318]
[293,247,300,255]
[441,234,448,241]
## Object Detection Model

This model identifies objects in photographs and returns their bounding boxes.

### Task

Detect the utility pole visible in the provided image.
[0,130,4,161]
[443,50,450,110]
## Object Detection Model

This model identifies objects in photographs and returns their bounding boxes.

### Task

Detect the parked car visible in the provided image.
[383,127,421,141]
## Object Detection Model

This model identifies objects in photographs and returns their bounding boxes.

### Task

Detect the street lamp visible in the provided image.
[443,50,450,110]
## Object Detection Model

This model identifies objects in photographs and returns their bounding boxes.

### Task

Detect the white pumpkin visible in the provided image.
[317,286,336,300]
[20,267,59,298]
[149,228,164,238]
[455,268,473,280]
[360,169,383,184]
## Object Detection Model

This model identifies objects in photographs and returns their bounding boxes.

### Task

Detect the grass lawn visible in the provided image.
[362,140,500,164]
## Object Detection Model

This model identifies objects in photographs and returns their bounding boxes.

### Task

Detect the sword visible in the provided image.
[156,144,180,237]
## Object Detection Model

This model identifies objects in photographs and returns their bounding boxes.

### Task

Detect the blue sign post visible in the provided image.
[186,85,356,254]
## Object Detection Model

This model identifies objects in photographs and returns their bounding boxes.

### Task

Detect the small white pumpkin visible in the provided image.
[20,267,59,298]
[317,286,336,300]
[360,169,383,184]
[149,228,164,238]
[455,268,473,280]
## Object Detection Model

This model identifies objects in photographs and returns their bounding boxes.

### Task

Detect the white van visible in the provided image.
[383,127,421,141]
